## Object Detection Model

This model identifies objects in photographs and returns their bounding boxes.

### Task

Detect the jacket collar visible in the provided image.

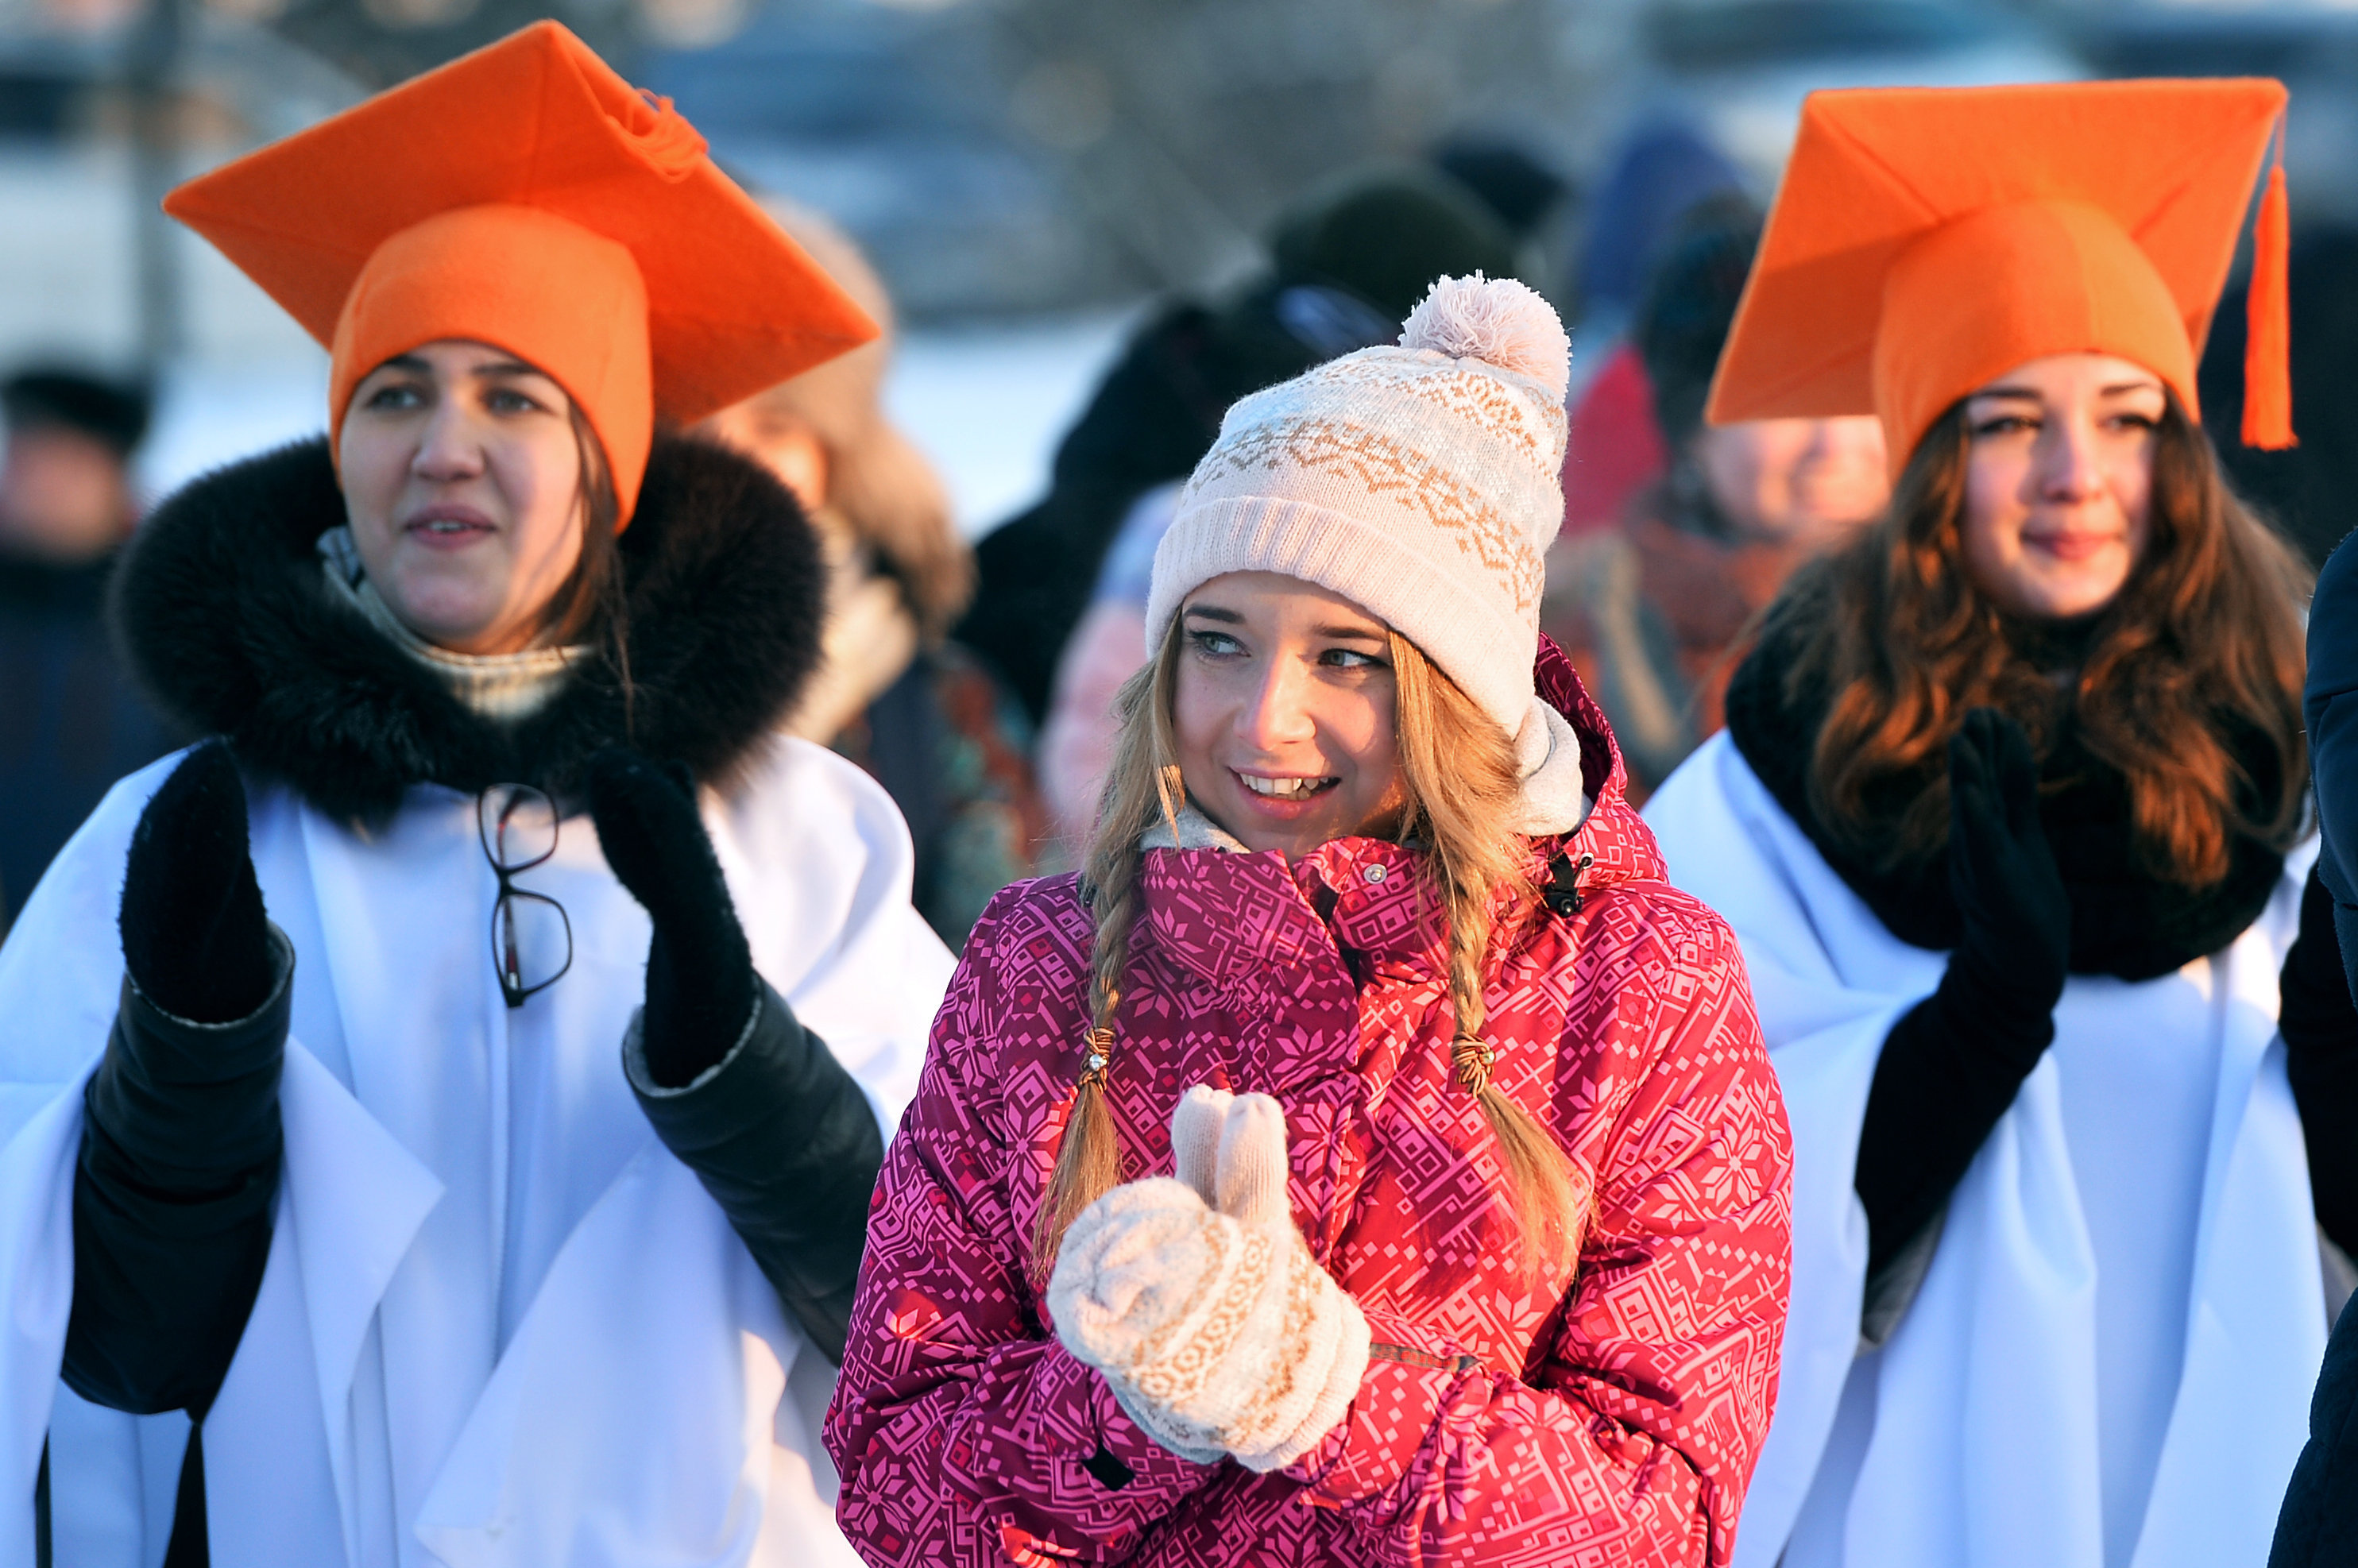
[110,432,826,825]
[1135,639,1665,989]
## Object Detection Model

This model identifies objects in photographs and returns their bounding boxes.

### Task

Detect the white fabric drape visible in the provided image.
[1645,732,2324,1568]
[0,732,954,1568]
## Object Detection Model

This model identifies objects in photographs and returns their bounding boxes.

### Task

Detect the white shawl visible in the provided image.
[1645,732,2323,1568]
[0,732,954,1568]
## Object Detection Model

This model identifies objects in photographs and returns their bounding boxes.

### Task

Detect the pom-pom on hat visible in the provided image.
[1146,273,1569,751]
[162,21,876,525]
[1708,79,2294,477]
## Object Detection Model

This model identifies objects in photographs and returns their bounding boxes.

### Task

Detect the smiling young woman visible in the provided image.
[0,24,958,1567]
[1643,80,2344,1568]
[825,275,1792,1568]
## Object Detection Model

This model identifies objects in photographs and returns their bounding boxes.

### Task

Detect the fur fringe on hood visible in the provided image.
[111,431,825,824]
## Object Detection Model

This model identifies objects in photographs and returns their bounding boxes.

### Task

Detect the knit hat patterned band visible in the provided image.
[1146,274,1571,747]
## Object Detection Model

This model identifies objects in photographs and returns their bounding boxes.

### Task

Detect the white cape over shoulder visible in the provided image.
[1645,732,2323,1568]
[0,732,956,1568]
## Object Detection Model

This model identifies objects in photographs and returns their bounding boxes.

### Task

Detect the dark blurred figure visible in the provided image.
[2200,226,2358,569]
[957,164,1518,724]
[1434,135,1570,238]
[1544,207,1887,797]
[1432,133,1574,292]
[0,368,176,925]
[1559,118,1750,539]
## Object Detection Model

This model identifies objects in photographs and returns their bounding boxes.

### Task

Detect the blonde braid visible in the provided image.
[1030,637,1187,1281]
[1393,631,1589,1288]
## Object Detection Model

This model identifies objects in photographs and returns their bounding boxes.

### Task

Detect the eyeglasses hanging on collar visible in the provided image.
[478,783,574,1009]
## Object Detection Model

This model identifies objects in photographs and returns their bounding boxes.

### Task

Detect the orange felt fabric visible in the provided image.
[1707,79,2290,473]
[163,20,876,524]
[328,207,653,516]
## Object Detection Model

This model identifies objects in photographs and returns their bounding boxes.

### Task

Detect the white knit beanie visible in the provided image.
[1146,273,1571,751]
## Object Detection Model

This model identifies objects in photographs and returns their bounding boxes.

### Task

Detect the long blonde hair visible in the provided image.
[1030,624,1589,1288]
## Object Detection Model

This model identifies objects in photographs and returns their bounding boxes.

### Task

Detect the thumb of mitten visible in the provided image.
[1207,1095,1370,1474]
[1171,1083,1233,1204]
[1215,1094,1290,1228]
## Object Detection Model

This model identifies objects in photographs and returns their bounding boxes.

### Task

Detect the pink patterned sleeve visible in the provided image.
[1285,917,1793,1568]
[825,902,1223,1566]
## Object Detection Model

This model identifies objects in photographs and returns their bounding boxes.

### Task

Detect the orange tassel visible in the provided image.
[2243,157,2296,450]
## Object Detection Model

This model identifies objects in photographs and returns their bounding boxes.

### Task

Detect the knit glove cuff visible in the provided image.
[1048,1089,1370,1473]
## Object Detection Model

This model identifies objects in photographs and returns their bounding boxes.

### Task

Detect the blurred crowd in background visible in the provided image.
[5,0,2358,946]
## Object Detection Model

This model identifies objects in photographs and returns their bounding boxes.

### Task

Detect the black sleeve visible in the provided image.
[2282,867,2358,1257]
[2269,1287,2358,1568]
[1854,975,2055,1286]
[64,933,292,1416]
[626,976,884,1365]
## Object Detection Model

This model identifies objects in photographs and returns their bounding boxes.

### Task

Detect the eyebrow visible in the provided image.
[363,355,546,380]
[1181,604,1386,643]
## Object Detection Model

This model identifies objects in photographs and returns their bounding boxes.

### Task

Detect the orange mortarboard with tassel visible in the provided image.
[162,21,876,523]
[1707,79,2294,475]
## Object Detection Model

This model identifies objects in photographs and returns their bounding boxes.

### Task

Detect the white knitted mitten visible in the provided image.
[1048,1086,1370,1472]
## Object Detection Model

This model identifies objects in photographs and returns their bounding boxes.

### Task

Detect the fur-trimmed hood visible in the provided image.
[111,431,825,824]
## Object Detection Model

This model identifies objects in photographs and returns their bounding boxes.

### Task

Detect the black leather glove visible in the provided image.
[2283,862,2358,1255]
[587,748,757,1088]
[588,747,886,1360]
[69,740,292,1425]
[1856,709,2073,1283]
[119,742,276,1025]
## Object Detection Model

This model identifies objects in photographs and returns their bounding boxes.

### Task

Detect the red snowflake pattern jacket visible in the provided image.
[825,647,1792,1566]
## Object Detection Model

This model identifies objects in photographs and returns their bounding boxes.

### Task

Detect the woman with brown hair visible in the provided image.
[0,25,955,1565]
[824,276,1794,1566]
[1644,79,2348,1568]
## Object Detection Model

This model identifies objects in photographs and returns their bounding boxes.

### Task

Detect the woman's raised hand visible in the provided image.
[586,748,756,1088]
[119,741,278,1024]
[1048,1086,1369,1473]
[1946,709,2071,1028]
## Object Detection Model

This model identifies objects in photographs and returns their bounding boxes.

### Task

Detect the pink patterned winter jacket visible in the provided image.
[825,649,1792,1566]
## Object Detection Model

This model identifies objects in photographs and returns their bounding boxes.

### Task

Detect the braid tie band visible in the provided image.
[1452,1034,1495,1096]
[1078,1025,1115,1089]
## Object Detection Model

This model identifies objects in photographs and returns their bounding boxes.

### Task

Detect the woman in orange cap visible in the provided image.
[0,22,953,1566]
[1645,79,2343,1568]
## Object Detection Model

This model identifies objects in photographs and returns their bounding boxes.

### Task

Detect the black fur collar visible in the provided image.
[110,431,824,825]
[1722,623,2285,982]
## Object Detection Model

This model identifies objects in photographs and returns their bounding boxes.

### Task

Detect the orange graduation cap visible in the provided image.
[1707,79,2294,476]
[163,20,877,523]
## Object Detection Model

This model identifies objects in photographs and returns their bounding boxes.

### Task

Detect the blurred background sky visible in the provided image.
[0,0,2350,535]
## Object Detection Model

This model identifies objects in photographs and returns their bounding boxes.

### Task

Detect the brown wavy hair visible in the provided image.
[1031,625,1587,1289]
[1766,394,2309,887]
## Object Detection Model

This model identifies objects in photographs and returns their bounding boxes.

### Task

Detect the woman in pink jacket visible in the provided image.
[825,276,1794,1566]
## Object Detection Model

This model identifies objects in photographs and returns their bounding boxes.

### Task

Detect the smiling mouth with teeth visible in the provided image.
[1239,774,1338,800]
